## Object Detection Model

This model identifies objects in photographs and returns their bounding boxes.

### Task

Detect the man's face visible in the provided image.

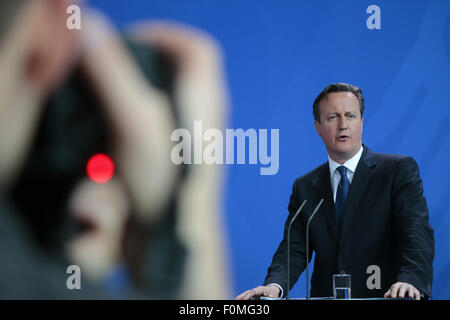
[314,91,363,164]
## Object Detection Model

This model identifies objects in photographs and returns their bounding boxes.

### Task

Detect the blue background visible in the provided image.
[90,0,450,299]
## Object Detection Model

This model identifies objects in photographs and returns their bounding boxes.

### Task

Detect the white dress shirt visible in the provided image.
[328,145,364,202]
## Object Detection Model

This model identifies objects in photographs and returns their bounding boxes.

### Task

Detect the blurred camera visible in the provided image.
[9,38,176,254]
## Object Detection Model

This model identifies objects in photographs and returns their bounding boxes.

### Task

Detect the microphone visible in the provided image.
[286,199,307,300]
[306,199,324,300]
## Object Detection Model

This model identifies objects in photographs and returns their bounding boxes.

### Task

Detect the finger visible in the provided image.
[235,290,250,300]
[409,288,420,300]
[252,287,264,297]
[236,289,256,300]
[235,291,247,300]
[250,288,263,298]
[81,12,169,121]
[128,21,219,61]
[384,285,393,298]
[406,287,419,300]
[390,283,401,298]
[129,22,226,88]
[246,290,256,299]
[414,290,421,300]
[406,287,414,299]
[241,290,254,300]
[68,178,130,234]
[398,284,407,298]
[251,287,266,298]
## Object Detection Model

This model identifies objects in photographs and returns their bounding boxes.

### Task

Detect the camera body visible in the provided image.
[10,39,175,252]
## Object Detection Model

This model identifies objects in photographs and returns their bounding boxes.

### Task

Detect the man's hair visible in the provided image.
[0,0,26,43]
[312,83,365,122]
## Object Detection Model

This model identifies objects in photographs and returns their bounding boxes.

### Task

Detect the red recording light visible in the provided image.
[86,153,115,183]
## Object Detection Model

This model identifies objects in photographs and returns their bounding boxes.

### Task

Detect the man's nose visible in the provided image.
[338,116,348,129]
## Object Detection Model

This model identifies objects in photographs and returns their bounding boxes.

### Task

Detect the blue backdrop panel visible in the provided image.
[89,0,450,299]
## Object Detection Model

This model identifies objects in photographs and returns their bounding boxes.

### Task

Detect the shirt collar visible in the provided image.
[328,145,364,177]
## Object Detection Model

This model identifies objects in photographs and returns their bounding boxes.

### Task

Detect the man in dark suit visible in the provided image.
[237,83,434,300]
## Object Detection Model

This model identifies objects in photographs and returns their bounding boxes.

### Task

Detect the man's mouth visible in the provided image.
[337,135,350,142]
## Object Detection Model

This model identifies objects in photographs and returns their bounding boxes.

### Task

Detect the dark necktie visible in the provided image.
[335,166,350,228]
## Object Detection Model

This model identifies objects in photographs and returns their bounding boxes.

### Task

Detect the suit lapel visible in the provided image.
[339,146,376,248]
[315,163,340,243]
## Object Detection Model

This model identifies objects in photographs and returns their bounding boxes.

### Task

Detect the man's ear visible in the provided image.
[25,0,81,93]
[314,120,321,136]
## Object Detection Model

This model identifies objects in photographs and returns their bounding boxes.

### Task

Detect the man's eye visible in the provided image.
[328,116,336,120]
[347,114,356,119]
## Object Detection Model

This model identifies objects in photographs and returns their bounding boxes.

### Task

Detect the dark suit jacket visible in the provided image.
[264,146,434,298]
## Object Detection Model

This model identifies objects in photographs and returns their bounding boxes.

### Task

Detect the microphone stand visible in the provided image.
[286,200,307,300]
[306,199,324,300]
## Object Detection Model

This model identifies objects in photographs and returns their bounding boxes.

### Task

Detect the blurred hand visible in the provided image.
[65,178,129,282]
[384,282,421,300]
[129,22,231,298]
[0,0,81,190]
[128,20,229,140]
[235,285,281,300]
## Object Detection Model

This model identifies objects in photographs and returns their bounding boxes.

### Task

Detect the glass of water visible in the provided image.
[333,274,351,299]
